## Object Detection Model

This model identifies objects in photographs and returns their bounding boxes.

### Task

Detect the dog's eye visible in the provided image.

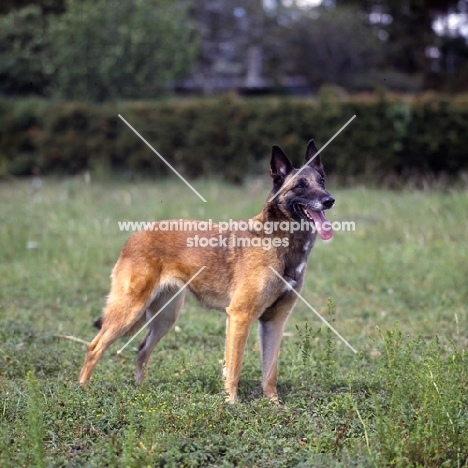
[295,182,305,189]
[319,177,325,185]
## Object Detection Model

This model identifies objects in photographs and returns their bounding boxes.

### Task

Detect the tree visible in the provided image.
[188,1,384,92]
[0,5,53,96]
[266,5,383,90]
[334,0,466,77]
[48,0,198,101]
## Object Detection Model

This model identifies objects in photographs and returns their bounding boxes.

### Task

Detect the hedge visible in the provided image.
[1,95,467,183]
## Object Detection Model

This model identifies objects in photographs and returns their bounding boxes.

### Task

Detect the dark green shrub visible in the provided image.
[0,96,467,182]
[47,0,197,101]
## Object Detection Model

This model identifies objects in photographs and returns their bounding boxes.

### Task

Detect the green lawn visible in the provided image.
[0,176,467,467]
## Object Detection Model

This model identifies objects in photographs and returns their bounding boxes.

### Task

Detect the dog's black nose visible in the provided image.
[321,195,335,209]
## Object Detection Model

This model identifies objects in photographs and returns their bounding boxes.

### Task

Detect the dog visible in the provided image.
[79,140,335,403]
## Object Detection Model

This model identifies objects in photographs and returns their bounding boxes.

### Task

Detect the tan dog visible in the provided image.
[79,141,335,403]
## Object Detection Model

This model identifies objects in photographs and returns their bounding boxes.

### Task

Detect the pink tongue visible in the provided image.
[307,209,333,240]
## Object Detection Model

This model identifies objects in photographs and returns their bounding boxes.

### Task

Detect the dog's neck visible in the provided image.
[257,199,316,253]
[258,201,316,240]
[262,198,286,222]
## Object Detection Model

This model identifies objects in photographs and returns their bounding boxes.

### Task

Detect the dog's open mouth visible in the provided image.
[296,204,333,240]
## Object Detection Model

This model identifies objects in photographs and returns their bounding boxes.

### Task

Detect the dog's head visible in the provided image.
[269,140,335,240]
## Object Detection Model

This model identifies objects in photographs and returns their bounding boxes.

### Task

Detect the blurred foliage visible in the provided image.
[0,0,197,101]
[0,6,53,96]
[189,0,264,88]
[1,0,468,98]
[188,1,385,92]
[1,95,467,182]
[274,6,383,90]
[47,0,198,101]
[0,0,65,15]
[335,0,462,72]
[336,0,468,91]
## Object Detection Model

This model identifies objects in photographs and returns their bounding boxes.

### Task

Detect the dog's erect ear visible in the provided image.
[304,139,323,173]
[270,145,294,182]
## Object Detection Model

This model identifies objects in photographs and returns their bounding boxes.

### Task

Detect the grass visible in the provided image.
[0,175,467,467]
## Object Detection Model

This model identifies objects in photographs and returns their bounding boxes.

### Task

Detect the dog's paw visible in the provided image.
[221,388,238,404]
[269,394,281,406]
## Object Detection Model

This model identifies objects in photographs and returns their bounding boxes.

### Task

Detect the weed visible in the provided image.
[296,322,313,365]
[296,298,338,385]
[25,372,45,468]
[323,298,337,382]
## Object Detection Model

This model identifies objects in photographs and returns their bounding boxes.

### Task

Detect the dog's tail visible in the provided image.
[93,317,103,329]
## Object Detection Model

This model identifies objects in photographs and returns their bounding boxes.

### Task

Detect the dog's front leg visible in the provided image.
[223,308,255,403]
[258,293,298,403]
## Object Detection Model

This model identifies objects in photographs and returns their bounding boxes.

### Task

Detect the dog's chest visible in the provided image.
[280,253,308,291]
[283,234,315,284]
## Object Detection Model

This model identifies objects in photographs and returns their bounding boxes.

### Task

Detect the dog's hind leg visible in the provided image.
[79,295,150,384]
[79,263,157,384]
[135,287,186,383]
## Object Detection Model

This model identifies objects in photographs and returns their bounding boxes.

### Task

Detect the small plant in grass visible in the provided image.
[371,326,468,467]
[296,298,338,385]
[25,371,45,468]
[296,322,313,366]
[120,405,141,468]
[323,297,337,382]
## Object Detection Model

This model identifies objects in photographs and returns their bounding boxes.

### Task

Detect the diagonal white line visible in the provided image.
[116,266,206,355]
[269,266,357,354]
[268,115,356,202]
[118,114,207,203]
